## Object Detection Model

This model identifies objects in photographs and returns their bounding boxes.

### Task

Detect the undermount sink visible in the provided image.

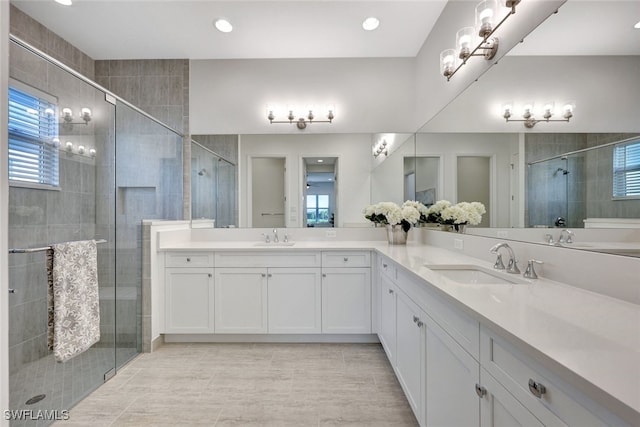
[424,264,527,285]
[252,242,296,247]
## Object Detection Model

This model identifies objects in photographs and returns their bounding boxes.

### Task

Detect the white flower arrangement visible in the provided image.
[363,201,423,232]
[425,199,486,226]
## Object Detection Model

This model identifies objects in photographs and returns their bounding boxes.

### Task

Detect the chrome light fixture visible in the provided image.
[502,102,574,128]
[61,107,92,130]
[441,0,520,81]
[267,105,335,130]
[373,139,388,158]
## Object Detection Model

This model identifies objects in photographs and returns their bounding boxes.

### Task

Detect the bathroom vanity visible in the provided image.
[150,226,639,427]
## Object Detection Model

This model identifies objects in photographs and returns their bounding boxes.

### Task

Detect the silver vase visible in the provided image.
[385,224,408,245]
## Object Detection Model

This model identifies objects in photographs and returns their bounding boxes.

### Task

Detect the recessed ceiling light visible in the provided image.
[214,19,233,33]
[317,159,324,163]
[54,0,72,5]
[634,20,640,29]
[362,17,380,31]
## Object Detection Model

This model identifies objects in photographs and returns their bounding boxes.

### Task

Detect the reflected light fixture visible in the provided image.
[440,0,520,81]
[267,105,335,130]
[502,102,574,128]
[634,20,640,29]
[61,107,92,130]
[373,139,388,158]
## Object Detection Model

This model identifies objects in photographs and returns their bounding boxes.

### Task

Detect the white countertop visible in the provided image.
[159,239,640,421]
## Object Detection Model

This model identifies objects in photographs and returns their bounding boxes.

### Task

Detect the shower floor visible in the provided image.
[9,347,137,427]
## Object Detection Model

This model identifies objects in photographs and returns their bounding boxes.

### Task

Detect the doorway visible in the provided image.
[457,156,491,227]
[251,157,286,227]
[303,157,337,227]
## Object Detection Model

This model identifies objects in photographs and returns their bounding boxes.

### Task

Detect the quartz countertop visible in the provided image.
[159,239,640,422]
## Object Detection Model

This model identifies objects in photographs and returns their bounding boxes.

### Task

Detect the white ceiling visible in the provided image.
[11,0,448,60]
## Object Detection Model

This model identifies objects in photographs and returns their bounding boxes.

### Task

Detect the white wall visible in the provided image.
[190,58,416,135]
[1,0,10,422]
[371,137,415,206]
[416,133,519,227]
[413,0,566,132]
[422,56,640,133]
[239,134,372,228]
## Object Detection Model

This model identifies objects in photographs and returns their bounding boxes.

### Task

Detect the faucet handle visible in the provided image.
[283,233,288,243]
[506,257,521,274]
[543,234,554,244]
[261,233,270,243]
[523,259,543,279]
[493,253,505,270]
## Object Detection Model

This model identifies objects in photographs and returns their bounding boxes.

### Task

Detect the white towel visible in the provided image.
[51,240,101,362]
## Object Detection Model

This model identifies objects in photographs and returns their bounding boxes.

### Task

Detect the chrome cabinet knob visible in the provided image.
[388,289,394,294]
[528,379,546,398]
[8,289,15,294]
[186,257,191,262]
[475,384,487,398]
[261,273,266,278]
[343,257,349,262]
[412,315,423,327]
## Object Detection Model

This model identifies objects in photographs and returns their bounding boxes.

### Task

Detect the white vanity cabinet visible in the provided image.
[378,271,398,364]
[321,251,372,334]
[268,267,322,333]
[214,268,268,333]
[164,252,215,333]
[214,251,322,334]
[395,289,427,425]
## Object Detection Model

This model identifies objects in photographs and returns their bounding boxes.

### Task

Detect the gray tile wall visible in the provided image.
[94,59,191,219]
[525,133,640,228]
[10,5,95,79]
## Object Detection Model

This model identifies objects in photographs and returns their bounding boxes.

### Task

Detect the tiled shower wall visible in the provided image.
[525,132,640,227]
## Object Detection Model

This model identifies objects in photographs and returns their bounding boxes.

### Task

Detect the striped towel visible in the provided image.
[48,240,101,362]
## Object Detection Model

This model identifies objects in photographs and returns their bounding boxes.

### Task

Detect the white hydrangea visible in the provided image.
[441,205,467,224]
[426,199,451,215]
[402,200,429,216]
[401,205,421,225]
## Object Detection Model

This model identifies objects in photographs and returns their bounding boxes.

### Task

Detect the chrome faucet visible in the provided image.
[543,234,554,245]
[273,228,279,243]
[490,243,520,274]
[558,229,574,244]
[261,233,270,243]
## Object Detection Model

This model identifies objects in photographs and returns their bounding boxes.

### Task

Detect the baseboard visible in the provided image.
[163,333,381,344]
[150,334,165,352]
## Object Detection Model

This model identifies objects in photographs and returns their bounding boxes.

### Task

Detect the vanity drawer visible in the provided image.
[215,251,321,268]
[322,251,371,268]
[481,327,613,426]
[165,252,214,268]
[379,256,397,282]
[397,266,479,359]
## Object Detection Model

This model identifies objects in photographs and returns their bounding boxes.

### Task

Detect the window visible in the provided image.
[306,194,330,224]
[613,140,640,198]
[8,83,59,189]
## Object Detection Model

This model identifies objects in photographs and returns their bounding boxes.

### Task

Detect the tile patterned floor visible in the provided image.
[54,343,418,426]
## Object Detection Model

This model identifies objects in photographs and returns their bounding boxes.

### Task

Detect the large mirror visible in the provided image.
[415,1,640,256]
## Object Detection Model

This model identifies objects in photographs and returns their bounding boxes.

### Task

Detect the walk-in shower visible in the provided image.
[191,141,236,228]
[7,36,183,425]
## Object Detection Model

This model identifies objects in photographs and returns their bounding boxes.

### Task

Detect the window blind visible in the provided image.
[613,140,640,198]
[8,86,59,188]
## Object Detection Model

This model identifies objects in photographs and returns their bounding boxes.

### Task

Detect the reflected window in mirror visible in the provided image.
[613,139,640,199]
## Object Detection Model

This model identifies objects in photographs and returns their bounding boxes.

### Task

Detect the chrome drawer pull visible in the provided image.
[528,379,546,398]
[412,315,423,327]
[343,257,349,262]
[475,384,487,398]
[186,258,191,262]
[388,289,394,294]
[382,263,388,268]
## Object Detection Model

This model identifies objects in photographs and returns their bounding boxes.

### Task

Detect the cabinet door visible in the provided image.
[268,268,321,333]
[395,290,426,426]
[165,268,214,333]
[214,268,268,333]
[426,314,480,427]
[379,273,397,365]
[481,369,546,427]
[321,267,371,333]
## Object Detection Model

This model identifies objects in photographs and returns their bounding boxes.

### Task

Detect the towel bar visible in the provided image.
[8,239,107,254]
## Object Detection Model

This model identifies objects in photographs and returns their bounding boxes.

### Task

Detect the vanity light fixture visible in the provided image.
[502,102,574,128]
[373,139,388,158]
[61,107,92,130]
[267,105,335,130]
[440,0,520,81]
